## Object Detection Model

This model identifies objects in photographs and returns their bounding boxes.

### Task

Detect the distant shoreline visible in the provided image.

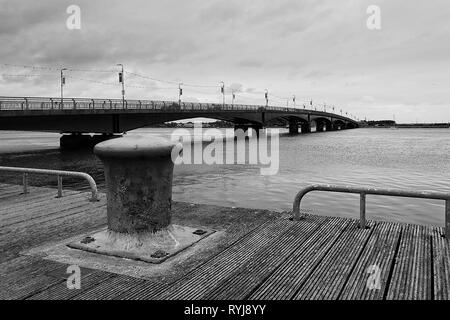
[364,124,450,129]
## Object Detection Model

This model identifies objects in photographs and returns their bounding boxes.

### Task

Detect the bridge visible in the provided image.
[0,96,359,148]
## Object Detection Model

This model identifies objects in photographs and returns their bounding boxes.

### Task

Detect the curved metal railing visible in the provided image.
[0,166,99,201]
[0,96,357,123]
[292,184,450,239]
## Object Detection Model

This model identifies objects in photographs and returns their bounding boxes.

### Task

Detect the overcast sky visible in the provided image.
[0,0,449,123]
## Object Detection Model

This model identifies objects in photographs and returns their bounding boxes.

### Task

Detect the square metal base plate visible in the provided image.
[67,224,214,264]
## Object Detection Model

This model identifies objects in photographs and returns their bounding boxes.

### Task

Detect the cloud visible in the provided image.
[0,0,449,122]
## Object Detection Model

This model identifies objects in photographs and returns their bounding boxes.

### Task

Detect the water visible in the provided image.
[1,128,449,227]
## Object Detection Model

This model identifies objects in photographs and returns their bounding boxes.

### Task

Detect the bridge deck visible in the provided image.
[0,183,448,300]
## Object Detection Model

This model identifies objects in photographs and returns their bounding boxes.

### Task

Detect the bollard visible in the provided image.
[68,135,214,264]
[94,135,176,234]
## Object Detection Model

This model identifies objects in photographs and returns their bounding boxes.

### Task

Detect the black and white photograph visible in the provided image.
[0,0,449,309]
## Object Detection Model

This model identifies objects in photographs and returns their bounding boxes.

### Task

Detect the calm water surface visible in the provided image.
[1,128,449,227]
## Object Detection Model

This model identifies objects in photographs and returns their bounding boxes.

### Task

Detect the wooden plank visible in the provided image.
[0,193,104,227]
[27,270,116,300]
[0,254,43,274]
[116,218,278,300]
[431,226,450,300]
[290,220,375,300]
[115,280,166,300]
[207,216,347,300]
[123,219,298,300]
[0,204,107,263]
[0,259,65,300]
[0,191,97,219]
[248,217,352,300]
[386,224,432,300]
[0,188,60,208]
[158,216,328,300]
[72,275,144,300]
[338,221,402,300]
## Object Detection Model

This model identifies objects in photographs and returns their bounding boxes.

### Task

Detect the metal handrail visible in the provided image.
[292,184,450,239]
[0,166,99,201]
[0,96,358,124]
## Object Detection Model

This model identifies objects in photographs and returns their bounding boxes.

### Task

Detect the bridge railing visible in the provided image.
[0,96,356,122]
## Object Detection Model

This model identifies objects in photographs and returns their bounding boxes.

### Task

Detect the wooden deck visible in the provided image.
[0,183,448,300]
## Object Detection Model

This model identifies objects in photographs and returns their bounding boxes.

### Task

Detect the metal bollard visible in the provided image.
[94,135,177,234]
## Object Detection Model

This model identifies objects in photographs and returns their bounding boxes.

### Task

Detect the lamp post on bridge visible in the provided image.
[220,81,225,106]
[265,89,268,107]
[60,68,67,110]
[292,95,296,108]
[117,64,125,109]
[232,91,236,108]
[178,83,183,106]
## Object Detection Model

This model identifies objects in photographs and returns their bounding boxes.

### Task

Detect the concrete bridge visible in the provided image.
[0,96,359,148]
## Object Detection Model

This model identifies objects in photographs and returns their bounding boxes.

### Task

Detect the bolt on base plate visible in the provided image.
[67,224,214,264]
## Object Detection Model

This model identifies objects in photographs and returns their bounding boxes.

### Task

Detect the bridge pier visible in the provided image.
[60,133,121,150]
[288,120,299,134]
[234,124,263,137]
[300,123,311,134]
[316,123,324,132]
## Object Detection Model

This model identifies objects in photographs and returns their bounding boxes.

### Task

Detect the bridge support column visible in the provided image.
[316,123,324,132]
[288,120,299,134]
[300,123,311,134]
[60,133,121,150]
[234,124,263,137]
[68,135,213,263]
[60,134,93,150]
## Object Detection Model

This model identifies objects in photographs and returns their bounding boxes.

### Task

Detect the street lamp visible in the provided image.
[60,68,67,109]
[232,91,236,107]
[292,95,296,108]
[117,64,125,108]
[220,81,225,106]
[264,89,268,107]
[178,83,183,106]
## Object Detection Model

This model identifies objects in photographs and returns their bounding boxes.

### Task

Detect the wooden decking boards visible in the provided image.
[0,183,448,300]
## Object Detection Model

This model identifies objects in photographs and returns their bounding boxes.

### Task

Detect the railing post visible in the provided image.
[22,173,28,194]
[57,175,63,198]
[360,193,366,229]
[446,200,450,240]
[72,99,76,110]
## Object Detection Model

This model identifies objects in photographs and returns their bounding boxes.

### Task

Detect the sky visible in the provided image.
[0,0,449,123]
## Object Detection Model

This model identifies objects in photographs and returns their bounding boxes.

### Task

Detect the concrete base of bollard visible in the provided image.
[68,224,215,264]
